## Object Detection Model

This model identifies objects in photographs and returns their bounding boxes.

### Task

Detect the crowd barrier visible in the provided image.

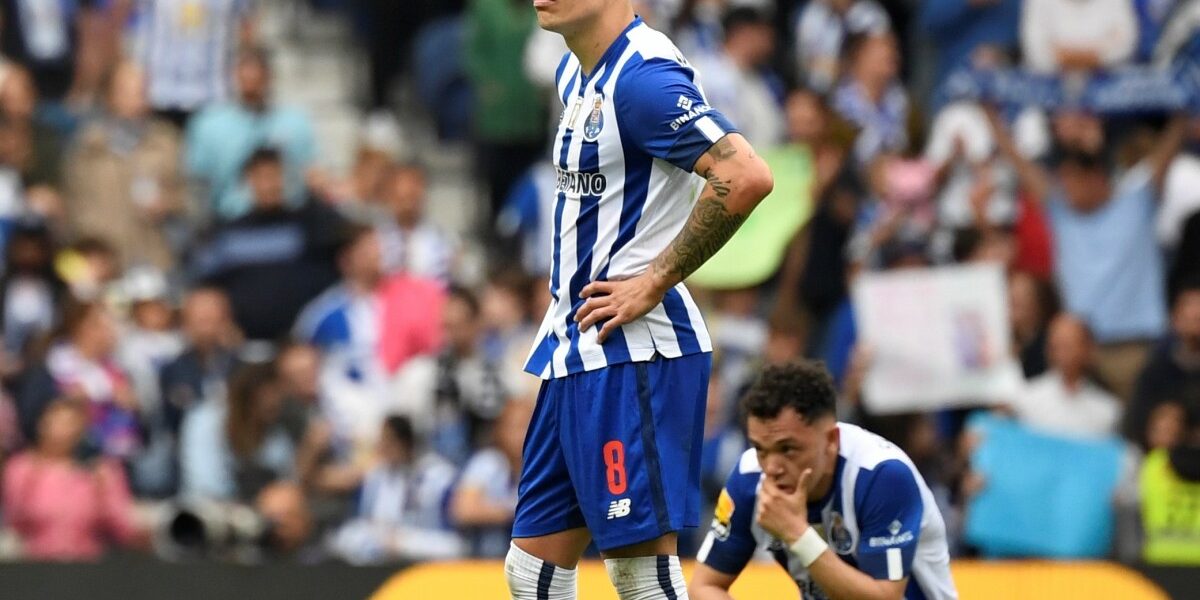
[373,560,1180,599]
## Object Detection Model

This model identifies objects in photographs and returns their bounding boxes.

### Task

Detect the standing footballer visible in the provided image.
[506,1,774,599]
[689,361,959,600]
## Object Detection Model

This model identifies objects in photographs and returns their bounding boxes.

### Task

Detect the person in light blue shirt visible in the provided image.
[185,47,316,220]
[989,110,1187,399]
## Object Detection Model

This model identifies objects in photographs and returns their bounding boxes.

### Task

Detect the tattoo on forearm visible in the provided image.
[652,177,745,284]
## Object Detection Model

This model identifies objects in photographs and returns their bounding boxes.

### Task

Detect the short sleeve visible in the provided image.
[854,460,924,581]
[615,58,739,173]
[697,466,759,576]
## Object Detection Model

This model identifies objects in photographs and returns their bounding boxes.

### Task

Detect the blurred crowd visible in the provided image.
[0,0,1197,569]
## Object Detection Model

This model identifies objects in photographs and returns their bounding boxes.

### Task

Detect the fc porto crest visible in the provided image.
[829,512,854,555]
[582,94,605,142]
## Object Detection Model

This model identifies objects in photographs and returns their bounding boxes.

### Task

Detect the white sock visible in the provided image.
[505,542,578,600]
[604,555,689,600]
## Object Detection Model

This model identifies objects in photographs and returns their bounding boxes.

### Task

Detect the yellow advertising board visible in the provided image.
[371,559,1169,599]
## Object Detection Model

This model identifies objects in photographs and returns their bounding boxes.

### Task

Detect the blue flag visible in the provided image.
[965,414,1126,558]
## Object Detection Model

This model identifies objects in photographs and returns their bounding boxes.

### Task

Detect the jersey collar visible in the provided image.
[580,15,643,85]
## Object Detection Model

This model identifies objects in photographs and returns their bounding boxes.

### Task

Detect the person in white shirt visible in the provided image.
[691,7,784,147]
[1011,313,1122,438]
[329,415,463,564]
[450,399,533,558]
[794,0,890,93]
[376,163,459,283]
[1021,0,1137,73]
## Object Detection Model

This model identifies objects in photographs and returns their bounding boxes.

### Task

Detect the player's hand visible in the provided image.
[576,272,669,343]
[756,468,813,546]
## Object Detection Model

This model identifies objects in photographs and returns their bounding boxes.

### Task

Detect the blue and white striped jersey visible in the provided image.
[698,423,958,600]
[524,17,737,380]
[135,0,250,111]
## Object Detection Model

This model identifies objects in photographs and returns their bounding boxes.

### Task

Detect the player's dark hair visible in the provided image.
[740,360,837,423]
[242,146,283,174]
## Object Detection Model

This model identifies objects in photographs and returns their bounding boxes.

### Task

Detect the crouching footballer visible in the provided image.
[690,361,958,600]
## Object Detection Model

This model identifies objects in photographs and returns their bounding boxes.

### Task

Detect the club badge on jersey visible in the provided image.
[583,94,606,142]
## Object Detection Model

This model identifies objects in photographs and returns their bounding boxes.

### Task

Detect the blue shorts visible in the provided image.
[512,352,711,551]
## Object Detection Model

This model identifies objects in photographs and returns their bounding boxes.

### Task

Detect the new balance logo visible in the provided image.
[607,498,632,520]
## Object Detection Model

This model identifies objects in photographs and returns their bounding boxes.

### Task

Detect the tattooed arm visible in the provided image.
[576,133,774,342]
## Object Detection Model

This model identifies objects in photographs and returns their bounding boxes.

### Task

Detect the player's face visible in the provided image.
[533,0,610,35]
[747,409,839,496]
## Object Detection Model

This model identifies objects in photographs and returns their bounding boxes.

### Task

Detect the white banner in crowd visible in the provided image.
[852,264,1024,414]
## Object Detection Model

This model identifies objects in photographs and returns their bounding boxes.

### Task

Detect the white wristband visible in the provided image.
[788,528,828,568]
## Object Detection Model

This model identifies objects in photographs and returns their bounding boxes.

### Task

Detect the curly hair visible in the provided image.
[740,360,837,423]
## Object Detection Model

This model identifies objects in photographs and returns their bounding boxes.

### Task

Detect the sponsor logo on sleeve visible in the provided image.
[711,488,735,541]
[868,520,914,547]
[670,95,712,131]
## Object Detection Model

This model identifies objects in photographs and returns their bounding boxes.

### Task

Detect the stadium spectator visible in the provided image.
[0,66,66,189]
[115,269,182,413]
[65,61,186,271]
[329,415,464,563]
[1021,0,1138,73]
[1008,314,1122,438]
[708,288,768,421]
[1156,122,1200,252]
[185,47,317,220]
[1139,402,1200,565]
[464,0,546,221]
[114,267,183,495]
[773,91,857,356]
[255,480,326,563]
[2,399,143,561]
[691,7,783,147]
[159,287,241,433]
[0,221,65,363]
[924,106,1020,232]
[135,0,257,129]
[450,399,532,558]
[1171,208,1200,296]
[376,162,459,282]
[295,225,445,452]
[1127,278,1200,448]
[0,0,101,105]
[495,162,556,278]
[191,148,345,342]
[794,0,890,93]
[1008,269,1059,379]
[832,31,908,165]
[989,109,1188,400]
[16,301,142,460]
[179,362,297,502]
[919,0,1021,93]
[55,237,119,301]
[272,340,365,509]
[392,286,511,466]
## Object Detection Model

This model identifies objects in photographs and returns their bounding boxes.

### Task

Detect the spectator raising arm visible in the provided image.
[1147,115,1189,195]
[984,107,1049,202]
